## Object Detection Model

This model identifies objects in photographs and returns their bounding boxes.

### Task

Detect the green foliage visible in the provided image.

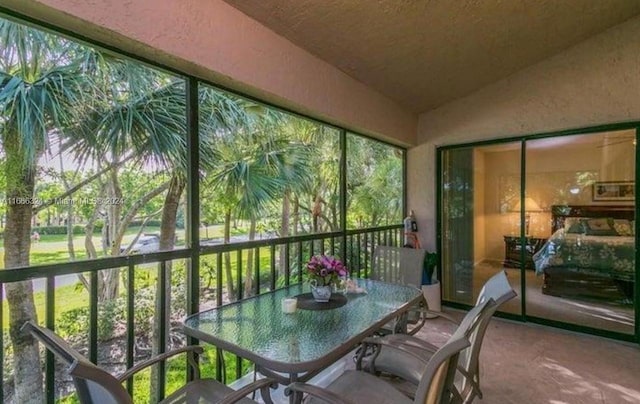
[423,252,438,285]
[346,135,403,229]
[128,219,163,228]
[56,299,124,341]
[30,224,103,235]
[130,287,157,333]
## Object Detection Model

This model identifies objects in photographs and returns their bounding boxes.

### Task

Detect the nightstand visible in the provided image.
[503,235,547,270]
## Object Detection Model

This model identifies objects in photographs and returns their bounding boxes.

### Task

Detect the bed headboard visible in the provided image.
[551,205,635,233]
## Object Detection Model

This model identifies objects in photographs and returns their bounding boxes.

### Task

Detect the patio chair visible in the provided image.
[370,245,428,334]
[360,269,517,403]
[22,321,277,404]
[284,326,472,404]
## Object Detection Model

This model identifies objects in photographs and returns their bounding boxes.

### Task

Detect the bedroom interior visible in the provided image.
[441,128,636,336]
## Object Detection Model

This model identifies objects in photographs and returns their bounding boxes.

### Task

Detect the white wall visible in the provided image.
[409,16,640,251]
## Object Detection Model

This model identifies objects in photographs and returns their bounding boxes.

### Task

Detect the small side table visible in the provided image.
[503,235,547,270]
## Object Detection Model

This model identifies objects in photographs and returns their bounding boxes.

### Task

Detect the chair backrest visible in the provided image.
[371,246,427,288]
[458,270,517,400]
[475,269,517,307]
[412,330,471,404]
[22,321,133,404]
[413,298,495,404]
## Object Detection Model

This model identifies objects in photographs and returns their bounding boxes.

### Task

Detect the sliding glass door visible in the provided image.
[525,130,636,335]
[439,127,637,340]
[441,142,523,316]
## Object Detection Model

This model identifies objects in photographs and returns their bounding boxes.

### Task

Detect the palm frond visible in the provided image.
[0,63,87,165]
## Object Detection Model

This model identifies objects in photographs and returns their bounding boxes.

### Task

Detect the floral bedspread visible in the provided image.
[533,229,635,282]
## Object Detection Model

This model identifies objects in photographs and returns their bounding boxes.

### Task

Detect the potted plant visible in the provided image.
[422,252,438,285]
[421,251,441,314]
[306,255,347,302]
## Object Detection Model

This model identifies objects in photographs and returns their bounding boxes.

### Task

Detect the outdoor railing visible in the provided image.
[0,224,403,403]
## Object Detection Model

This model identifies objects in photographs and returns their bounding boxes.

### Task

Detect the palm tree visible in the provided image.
[0,20,90,402]
[64,61,185,300]
[206,106,333,296]
[286,121,340,234]
[207,124,284,299]
[347,137,403,228]
[68,74,255,400]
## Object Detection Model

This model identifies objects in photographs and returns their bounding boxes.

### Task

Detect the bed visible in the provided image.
[532,205,635,302]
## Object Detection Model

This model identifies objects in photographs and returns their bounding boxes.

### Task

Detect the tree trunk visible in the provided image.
[60,154,76,261]
[84,202,101,260]
[223,209,236,301]
[158,175,184,252]
[279,189,291,276]
[66,203,75,260]
[107,167,123,255]
[98,168,123,303]
[150,174,184,403]
[312,194,322,233]
[99,270,120,303]
[293,196,300,236]
[244,218,257,296]
[4,156,44,403]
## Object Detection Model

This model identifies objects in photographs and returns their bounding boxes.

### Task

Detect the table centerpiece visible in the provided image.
[306,255,347,302]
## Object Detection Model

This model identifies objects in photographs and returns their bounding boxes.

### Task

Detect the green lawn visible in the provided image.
[1,234,277,331]
[1,226,278,401]
[0,224,232,268]
[1,283,88,330]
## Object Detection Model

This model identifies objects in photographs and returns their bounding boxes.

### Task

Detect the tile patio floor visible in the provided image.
[415,310,640,404]
[234,308,640,403]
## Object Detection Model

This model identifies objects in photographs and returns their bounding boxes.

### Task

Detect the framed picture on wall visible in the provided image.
[592,181,635,202]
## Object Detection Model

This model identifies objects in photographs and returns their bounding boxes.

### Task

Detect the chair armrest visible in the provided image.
[285,382,356,404]
[361,337,431,364]
[217,378,278,404]
[394,338,438,354]
[117,346,203,382]
[416,308,460,324]
[405,307,427,335]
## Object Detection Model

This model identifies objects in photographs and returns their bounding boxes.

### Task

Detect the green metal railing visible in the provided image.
[0,224,403,402]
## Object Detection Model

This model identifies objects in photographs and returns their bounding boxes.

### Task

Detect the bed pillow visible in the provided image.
[584,218,617,236]
[613,219,633,236]
[565,218,586,234]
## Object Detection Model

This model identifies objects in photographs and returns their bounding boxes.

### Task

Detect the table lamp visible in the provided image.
[512,197,542,235]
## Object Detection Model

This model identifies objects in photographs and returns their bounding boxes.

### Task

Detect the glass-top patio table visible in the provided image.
[182,278,423,389]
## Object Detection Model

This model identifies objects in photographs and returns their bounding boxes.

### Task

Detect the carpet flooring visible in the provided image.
[465,261,635,335]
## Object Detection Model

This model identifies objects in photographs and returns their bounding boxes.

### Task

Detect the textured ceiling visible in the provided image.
[223,0,640,113]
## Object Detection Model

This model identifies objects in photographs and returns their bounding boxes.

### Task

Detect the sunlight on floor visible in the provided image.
[599,383,640,403]
[540,359,612,401]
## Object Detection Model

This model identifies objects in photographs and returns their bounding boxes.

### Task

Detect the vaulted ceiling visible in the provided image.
[223,0,640,113]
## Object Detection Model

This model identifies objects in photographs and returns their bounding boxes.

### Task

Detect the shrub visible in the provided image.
[57,300,125,341]
[31,224,103,235]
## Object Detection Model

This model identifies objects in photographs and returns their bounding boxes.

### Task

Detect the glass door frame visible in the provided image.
[436,122,640,344]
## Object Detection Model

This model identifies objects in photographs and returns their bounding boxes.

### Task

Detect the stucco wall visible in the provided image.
[409,15,640,250]
[0,0,416,146]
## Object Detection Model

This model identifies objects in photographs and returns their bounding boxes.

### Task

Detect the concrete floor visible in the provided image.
[416,311,640,404]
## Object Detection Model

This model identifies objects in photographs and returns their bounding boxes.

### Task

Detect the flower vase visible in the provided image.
[311,284,332,302]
